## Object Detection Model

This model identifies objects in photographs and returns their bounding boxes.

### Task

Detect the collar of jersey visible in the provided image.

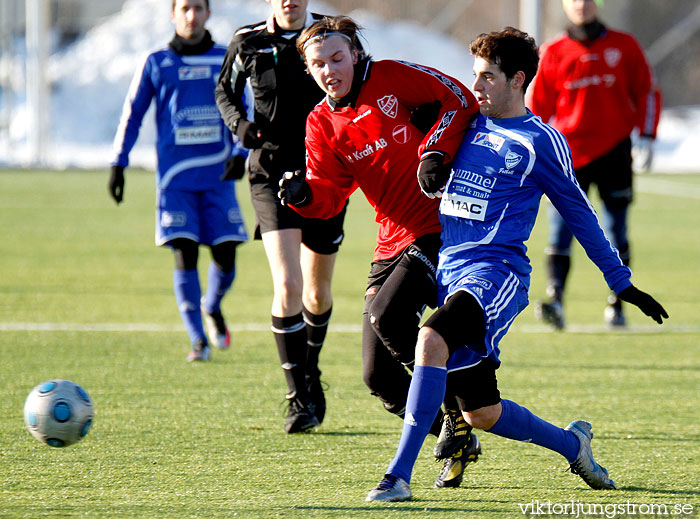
[328,58,372,111]
[169,30,214,55]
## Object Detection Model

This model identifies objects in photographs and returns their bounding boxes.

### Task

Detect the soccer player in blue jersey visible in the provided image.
[366,27,668,502]
[109,0,249,362]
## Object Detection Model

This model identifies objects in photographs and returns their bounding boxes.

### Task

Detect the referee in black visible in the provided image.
[216,0,346,433]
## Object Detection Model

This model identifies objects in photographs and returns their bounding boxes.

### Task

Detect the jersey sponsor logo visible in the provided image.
[377,94,398,118]
[392,124,411,144]
[175,105,221,123]
[564,74,616,90]
[471,132,505,151]
[345,138,388,163]
[604,47,622,68]
[160,56,174,67]
[178,66,211,81]
[175,125,221,145]
[440,192,487,221]
[505,150,522,169]
[452,168,497,191]
[161,211,186,227]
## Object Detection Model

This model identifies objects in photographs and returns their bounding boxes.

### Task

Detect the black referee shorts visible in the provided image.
[249,181,346,255]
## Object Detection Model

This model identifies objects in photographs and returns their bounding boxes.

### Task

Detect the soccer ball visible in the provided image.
[24,379,94,447]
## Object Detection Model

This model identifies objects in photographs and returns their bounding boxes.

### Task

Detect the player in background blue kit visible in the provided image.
[109,0,249,362]
[366,27,668,502]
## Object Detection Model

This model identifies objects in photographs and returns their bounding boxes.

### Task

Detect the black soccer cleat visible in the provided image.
[284,394,320,434]
[434,432,482,488]
[434,409,472,459]
[534,300,565,330]
[306,370,327,425]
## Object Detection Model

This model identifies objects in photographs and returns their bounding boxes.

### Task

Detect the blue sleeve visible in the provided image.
[111,54,156,167]
[230,83,253,159]
[535,133,632,294]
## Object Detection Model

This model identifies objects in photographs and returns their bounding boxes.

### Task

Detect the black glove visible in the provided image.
[417,152,451,199]
[221,155,246,181]
[278,170,311,207]
[410,101,441,134]
[617,285,668,324]
[109,165,125,204]
[235,120,266,149]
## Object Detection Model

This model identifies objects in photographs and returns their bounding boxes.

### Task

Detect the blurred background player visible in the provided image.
[279,15,481,488]
[109,0,248,362]
[366,26,667,503]
[529,0,662,329]
[216,0,347,433]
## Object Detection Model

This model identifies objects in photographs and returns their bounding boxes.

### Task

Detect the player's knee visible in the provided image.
[276,276,303,305]
[416,327,450,366]
[210,242,238,272]
[171,238,199,271]
[463,406,499,431]
[363,369,395,402]
[302,285,332,315]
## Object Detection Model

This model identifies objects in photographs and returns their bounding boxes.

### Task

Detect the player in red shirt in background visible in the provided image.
[278,15,481,488]
[528,0,662,329]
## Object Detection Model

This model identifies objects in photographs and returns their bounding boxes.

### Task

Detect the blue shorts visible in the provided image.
[156,184,248,247]
[439,263,529,371]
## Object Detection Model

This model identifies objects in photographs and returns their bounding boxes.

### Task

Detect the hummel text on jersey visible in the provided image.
[452,168,497,191]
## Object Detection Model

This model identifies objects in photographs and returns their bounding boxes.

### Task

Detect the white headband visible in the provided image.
[302,31,353,53]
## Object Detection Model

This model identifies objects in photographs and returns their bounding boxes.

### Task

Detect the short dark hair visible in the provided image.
[469,27,539,91]
[172,0,209,11]
[296,15,366,62]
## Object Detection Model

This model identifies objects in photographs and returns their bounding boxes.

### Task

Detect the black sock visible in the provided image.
[546,254,570,302]
[272,313,309,401]
[302,306,332,378]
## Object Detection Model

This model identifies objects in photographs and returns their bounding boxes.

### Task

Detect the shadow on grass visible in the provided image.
[620,486,700,496]
[310,431,394,437]
[295,505,512,514]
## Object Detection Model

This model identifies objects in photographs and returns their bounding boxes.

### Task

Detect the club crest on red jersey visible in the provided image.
[604,48,621,68]
[377,95,398,118]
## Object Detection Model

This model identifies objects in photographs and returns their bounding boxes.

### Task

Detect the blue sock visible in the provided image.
[173,269,205,345]
[488,399,580,463]
[386,365,447,483]
[203,263,235,314]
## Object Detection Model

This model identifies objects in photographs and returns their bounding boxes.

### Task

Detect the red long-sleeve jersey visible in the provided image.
[294,59,477,261]
[529,29,661,169]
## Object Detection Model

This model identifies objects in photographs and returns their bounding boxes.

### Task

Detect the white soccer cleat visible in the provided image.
[565,420,616,490]
[202,308,231,350]
[366,474,412,502]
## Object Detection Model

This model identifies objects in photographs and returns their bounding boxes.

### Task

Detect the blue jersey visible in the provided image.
[439,111,632,296]
[112,42,247,191]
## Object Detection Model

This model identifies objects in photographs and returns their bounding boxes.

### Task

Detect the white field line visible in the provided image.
[1,322,698,334]
[636,176,700,200]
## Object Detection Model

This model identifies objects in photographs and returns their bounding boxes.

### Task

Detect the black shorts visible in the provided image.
[249,181,346,255]
[575,137,633,210]
[365,233,440,309]
[446,358,501,412]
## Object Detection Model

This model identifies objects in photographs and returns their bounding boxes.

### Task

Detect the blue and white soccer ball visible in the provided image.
[24,379,94,447]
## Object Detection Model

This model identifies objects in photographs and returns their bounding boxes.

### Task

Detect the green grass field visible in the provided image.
[0,169,698,518]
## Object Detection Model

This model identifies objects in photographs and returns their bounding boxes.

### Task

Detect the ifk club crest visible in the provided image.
[505,150,522,169]
[377,94,398,118]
